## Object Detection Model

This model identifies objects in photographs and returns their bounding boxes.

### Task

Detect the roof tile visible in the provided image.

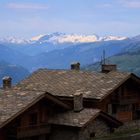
[13,69,131,99]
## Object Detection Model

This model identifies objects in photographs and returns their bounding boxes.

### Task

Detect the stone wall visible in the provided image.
[50,126,79,140]
[50,118,110,140]
[115,120,140,133]
[94,133,140,140]
[78,118,110,140]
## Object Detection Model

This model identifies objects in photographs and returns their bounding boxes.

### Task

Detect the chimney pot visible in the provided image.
[101,64,117,73]
[74,91,83,112]
[71,62,80,70]
[2,76,12,89]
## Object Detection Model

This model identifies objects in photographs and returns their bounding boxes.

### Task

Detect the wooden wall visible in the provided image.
[99,78,140,122]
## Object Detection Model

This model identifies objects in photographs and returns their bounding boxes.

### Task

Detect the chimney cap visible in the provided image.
[101,64,117,73]
[71,62,80,70]
[74,91,83,96]
[71,62,80,65]
[2,76,12,89]
[2,76,12,80]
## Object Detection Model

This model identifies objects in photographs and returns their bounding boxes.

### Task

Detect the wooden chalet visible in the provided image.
[0,89,121,140]
[13,63,140,122]
[0,62,140,140]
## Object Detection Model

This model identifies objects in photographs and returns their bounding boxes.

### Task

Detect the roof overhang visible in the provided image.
[99,73,140,102]
[0,91,71,129]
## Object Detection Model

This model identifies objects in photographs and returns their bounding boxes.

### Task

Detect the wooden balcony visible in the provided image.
[17,124,51,139]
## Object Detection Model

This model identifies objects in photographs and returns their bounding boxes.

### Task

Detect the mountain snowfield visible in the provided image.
[100,36,127,41]
[0,33,128,44]
[31,34,46,42]
[30,33,128,44]
[32,33,99,44]
[0,36,30,44]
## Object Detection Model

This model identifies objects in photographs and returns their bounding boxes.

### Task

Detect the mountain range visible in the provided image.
[0,33,130,70]
[0,32,140,83]
[1,33,128,44]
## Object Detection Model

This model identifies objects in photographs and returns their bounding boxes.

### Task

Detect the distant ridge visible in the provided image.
[83,46,140,77]
[0,32,128,44]
[0,60,30,85]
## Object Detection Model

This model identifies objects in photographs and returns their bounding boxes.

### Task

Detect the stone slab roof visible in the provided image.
[49,108,122,128]
[0,88,121,128]
[0,68,126,129]
[0,89,45,128]
[49,108,100,128]
[0,88,70,128]
[14,69,131,100]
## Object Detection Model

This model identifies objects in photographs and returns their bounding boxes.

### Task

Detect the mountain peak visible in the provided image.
[31,34,45,41]
[100,35,128,41]
[55,34,99,43]
[0,36,30,44]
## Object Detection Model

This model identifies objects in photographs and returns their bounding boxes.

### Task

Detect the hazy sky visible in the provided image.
[0,0,140,38]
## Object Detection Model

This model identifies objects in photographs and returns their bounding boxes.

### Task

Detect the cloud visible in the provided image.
[7,3,48,10]
[120,0,140,8]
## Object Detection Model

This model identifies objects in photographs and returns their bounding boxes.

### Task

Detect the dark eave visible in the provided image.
[0,91,71,129]
[45,92,71,110]
[99,74,131,102]
[100,111,123,127]
[0,93,46,129]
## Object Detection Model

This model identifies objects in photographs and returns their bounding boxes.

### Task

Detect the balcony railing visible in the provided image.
[17,124,51,139]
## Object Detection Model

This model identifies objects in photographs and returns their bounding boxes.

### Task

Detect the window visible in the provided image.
[31,136,39,140]
[112,104,117,114]
[119,105,132,111]
[107,104,117,114]
[29,113,38,125]
[90,132,95,138]
[107,104,112,114]
[110,128,114,133]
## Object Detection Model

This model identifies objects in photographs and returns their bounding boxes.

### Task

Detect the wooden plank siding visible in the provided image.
[98,78,140,122]
[0,98,66,140]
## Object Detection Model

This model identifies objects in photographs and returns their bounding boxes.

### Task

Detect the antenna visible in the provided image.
[103,50,106,64]
[100,56,103,65]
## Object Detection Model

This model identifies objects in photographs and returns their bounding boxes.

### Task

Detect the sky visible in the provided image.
[0,0,140,39]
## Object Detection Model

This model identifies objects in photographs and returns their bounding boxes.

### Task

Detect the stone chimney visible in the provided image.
[2,76,12,89]
[74,91,83,112]
[101,64,117,73]
[71,62,80,70]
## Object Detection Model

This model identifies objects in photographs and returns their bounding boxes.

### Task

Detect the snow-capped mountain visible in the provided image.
[0,32,138,73]
[31,34,46,41]
[44,34,99,44]
[55,34,99,43]
[30,33,128,44]
[0,33,128,45]
[0,36,30,44]
[100,35,128,41]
